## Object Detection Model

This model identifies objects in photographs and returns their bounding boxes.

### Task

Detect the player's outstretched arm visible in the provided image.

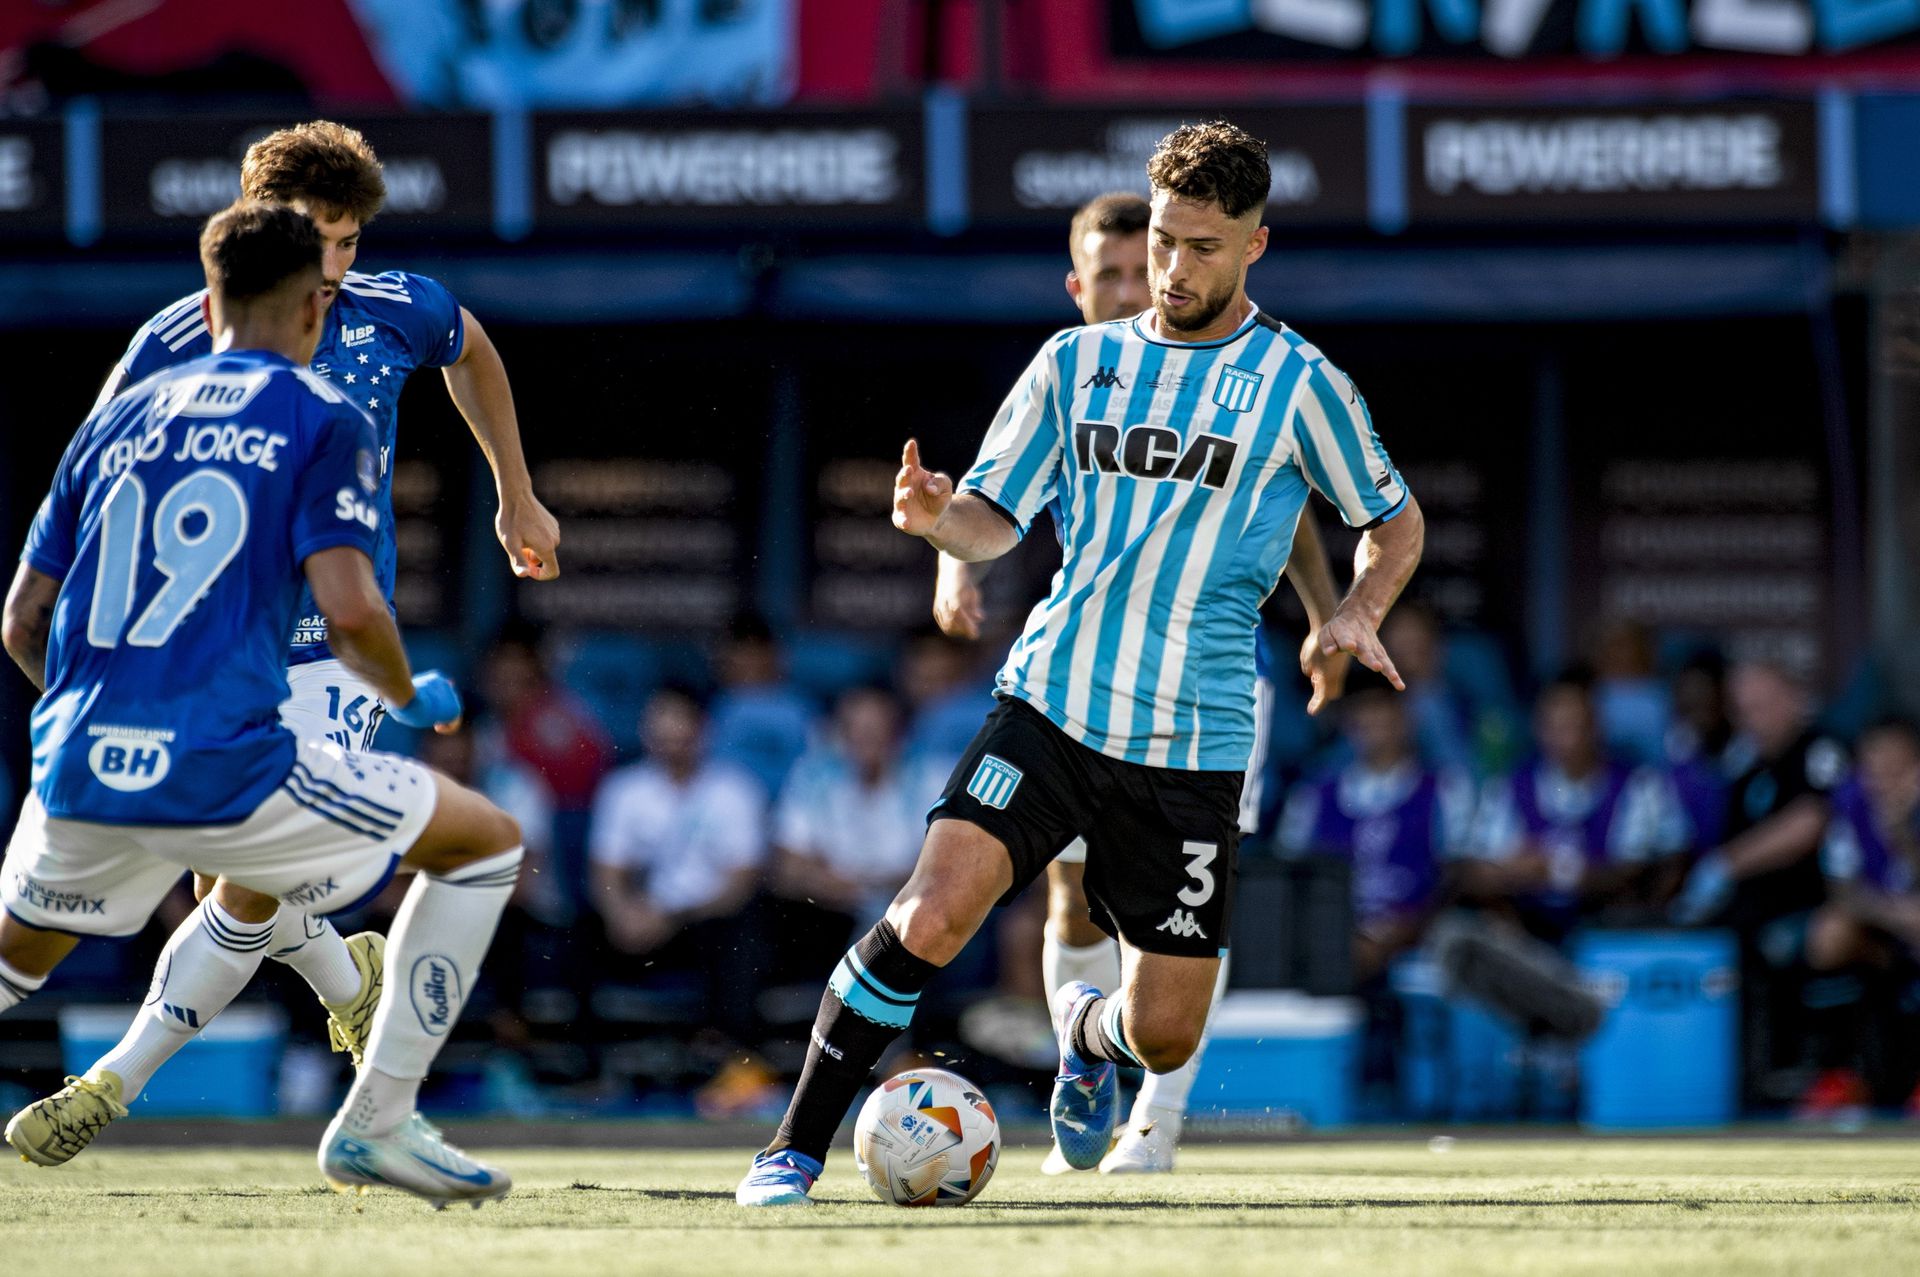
[1,564,60,692]
[1285,508,1351,716]
[304,545,459,733]
[893,440,1019,564]
[1315,495,1425,691]
[933,553,992,639]
[443,308,563,581]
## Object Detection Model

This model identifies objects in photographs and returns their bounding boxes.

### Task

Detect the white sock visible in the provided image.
[0,954,47,1012]
[1133,955,1231,1119]
[267,908,363,1005]
[95,898,273,1101]
[1042,930,1121,1001]
[343,846,521,1134]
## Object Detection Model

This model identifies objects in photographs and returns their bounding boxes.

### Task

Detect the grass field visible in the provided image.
[6,1137,1920,1276]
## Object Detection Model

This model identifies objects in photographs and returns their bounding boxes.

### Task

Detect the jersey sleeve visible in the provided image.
[290,400,382,565]
[393,272,467,369]
[1290,358,1409,530]
[21,411,104,579]
[94,294,209,412]
[956,337,1067,538]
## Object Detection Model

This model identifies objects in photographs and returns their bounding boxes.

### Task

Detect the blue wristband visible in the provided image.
[388,670,462,729]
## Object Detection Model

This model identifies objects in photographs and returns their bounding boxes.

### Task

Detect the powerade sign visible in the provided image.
[1116,0,1920,62]
[968,106,1368,226]
[96,114,495,240]
[1406,103,1820,223]
[0,118,63,238]
[534,110,924,228]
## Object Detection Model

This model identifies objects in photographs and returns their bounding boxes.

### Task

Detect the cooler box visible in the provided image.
[1573,930,1738,1129]
[1390,956,1526,1121]
[59,1005,288,1117]
[1190,991,1361,1128]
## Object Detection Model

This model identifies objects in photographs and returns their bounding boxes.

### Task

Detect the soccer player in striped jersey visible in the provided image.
[930,191,1348,1175]
[4,122,559,1162]
[739,120,1422,1205]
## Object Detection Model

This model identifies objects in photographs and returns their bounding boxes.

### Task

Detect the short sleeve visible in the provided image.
[21,413,102,580]
[957,337,1066,538]
[95,294,209,413]
[588,772,640,867]
[1290,357,1409,530]
[290,402,381,565]
[395,273,466,369]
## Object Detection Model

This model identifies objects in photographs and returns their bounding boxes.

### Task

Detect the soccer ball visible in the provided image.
[853,1067,1001,1206]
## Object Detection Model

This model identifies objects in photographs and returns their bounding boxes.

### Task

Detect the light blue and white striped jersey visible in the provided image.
[960,304,1408,772]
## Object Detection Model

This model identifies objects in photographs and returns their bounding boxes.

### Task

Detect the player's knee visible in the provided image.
[885,891,972,968]
[1128,1016,1204,1074]
[192,872,218,902]
[209,879,281,924]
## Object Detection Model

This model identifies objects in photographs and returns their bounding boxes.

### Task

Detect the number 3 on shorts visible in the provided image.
[1177,840,1217,907]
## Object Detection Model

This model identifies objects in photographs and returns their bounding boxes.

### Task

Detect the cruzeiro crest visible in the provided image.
[1212,365,1264,413]
[967,755,1023,810]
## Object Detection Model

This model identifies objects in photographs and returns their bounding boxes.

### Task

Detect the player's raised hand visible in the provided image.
[498,496,562,580]
[892,439,954,538]
[1299,630,1353,716]
[1315,610,1404,697]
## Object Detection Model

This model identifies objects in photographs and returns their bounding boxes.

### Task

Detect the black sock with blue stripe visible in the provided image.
[769,920,938,1164]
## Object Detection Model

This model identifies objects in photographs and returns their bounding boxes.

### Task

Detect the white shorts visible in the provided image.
[1051,676,1276,871]
[281,659,385,752]
[1,740,436,938]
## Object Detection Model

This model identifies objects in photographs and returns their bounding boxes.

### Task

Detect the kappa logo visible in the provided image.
[1080,366,1126,391]
[967,755,1023,810]
[1155,908,1209,940]
[1212,365,1264,413]
[341,323,377,348]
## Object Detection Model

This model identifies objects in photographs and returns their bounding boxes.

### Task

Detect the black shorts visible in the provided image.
[928,697,1242,958]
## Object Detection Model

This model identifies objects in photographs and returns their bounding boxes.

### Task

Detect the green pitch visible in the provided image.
[5,1138,1919,1276]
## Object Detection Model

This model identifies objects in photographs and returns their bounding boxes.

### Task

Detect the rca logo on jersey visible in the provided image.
[341,323,377,348]
[1074,421,1239,490]
[335,487,380,530]
[411,954,463,1036]
[85,727,174,792]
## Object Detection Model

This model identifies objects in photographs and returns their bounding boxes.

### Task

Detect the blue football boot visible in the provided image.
[1049,980,1119,1171]
[736,1148,823,1206]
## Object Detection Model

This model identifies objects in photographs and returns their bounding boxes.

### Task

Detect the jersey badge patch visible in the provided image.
[1213,365,1263,413]
[967,755,1023,810]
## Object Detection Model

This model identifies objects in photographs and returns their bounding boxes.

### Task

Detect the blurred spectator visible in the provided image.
[1376,602,1519,777]
[1671,660,1847,1107]
[1798,719,1920,1117]
[900,624,994,770]
[480,627,615,918]
[1666,649,1738,850]
[588,686,769,1057]
[767,687,926,977]
[1592,618,1672,766]
[1279,674,1477,982]
[706,610,817,799]
[1467,671,1691,940]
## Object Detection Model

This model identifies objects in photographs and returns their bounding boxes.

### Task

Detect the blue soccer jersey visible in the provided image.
[960,305,1408,772]
[24,350,381,825]
[101,270,465,664]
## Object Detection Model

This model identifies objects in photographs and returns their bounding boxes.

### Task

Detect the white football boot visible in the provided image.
[320,1110,511,1208]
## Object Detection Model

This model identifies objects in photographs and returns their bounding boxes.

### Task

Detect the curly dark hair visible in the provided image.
[1145,120,1270,220]
[240,120,386,226]
[199,201,322,302]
